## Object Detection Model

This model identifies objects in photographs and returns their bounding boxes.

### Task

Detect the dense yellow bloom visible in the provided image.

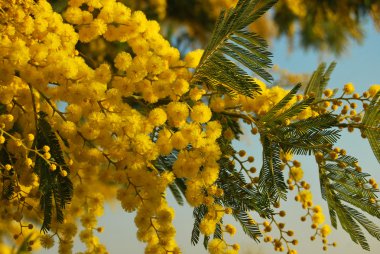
[208,238,228,254]
[40,234,54,249]
[184,49,204,68]
[312,212,325,225]
[200,219,217,235]
[166,102,189,127]
[114,52,133,71]
[299,190,313,203]
[343,82,355,94]
[210,97,226,112]
[225,224,237,235]
[191,103,212,123]
[172,79,190,96]
[1,0,372,253]
[289,166,304,182]
[368,84,380,97]
[321,224,332,237]
[170,131,187,150]
[148,108,167,126]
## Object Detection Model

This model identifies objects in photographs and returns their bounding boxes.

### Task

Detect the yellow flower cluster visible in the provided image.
[209,78,316,120]
[1,1,377,254]
[0,0,224,252]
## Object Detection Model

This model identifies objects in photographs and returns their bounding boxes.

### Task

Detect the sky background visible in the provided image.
[38,15,380,254]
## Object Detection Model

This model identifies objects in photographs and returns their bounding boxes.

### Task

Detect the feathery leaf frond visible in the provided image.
[260,83,302,122]
[362,91,380,164]
[318,151,380,251]
[304,62,337,98]
[192,0,277,97]
[259,138,287,201]
[34,113,73,233]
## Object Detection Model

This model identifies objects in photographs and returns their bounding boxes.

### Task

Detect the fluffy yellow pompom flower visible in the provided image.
[90,18,107,36]
[368,84,380,97]
[166,102,189,127]
[60,121,77,138]
[80,213,97,228]
[312,212,325,225]
[172,79,189,96]
[26,133,34,142]
[299,190,313,203]
[4,164,12,171]
[323,89,334,97]
[313,205,322,213]
[210,97,225,112]
[289,166,304,182]
[189,87,206,101]
[321,224,332,237]
[200,219,217,236]
[184,49,204,68]
[191,103,212,123]
[225,224,237,235]
[208,238,227,254]
[171,131,188,150]
[343,82,355,94]
[148,108,167,126]
[114,52,132,71]
[206,121,222,140]
[40,234,54,249]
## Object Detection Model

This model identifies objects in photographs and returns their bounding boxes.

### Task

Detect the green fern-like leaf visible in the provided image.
[34,113,73,233]
[233,210,261,241]
[168,183,184,206]
[268,113,340,155]
[192,0,277,97]
[203,234,210,249]
[304,62,337,98]
[277,127,340,155]
[218,164,272,215]
[156,154,186,206]
[213,222,223,240]
[259,138,287,201]
[348,206,380,241]
[1,146,15,200]
[191,205,207,246]
[362,91,380,164]
[260,83,302,122]
[318,151,380,251]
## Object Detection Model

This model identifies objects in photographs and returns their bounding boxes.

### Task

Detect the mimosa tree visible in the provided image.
[0,1,380,254]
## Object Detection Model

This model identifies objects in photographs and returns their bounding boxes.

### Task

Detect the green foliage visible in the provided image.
[191,205,207,246]
[304,62,337,98]
[47,1,380,251]
[260,83,304,122]
[258,138,287,201]
[362,91,380,164]
[156,154,186,206]
[192,0,277,97]
[233,210,261,241]
[276,115,341,155]
[33,113,73,233]
[257,84,338,202]
[0,146,15,200]
[318,151,380,250]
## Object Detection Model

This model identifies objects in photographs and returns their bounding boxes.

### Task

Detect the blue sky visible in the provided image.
[38,18,380,254]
